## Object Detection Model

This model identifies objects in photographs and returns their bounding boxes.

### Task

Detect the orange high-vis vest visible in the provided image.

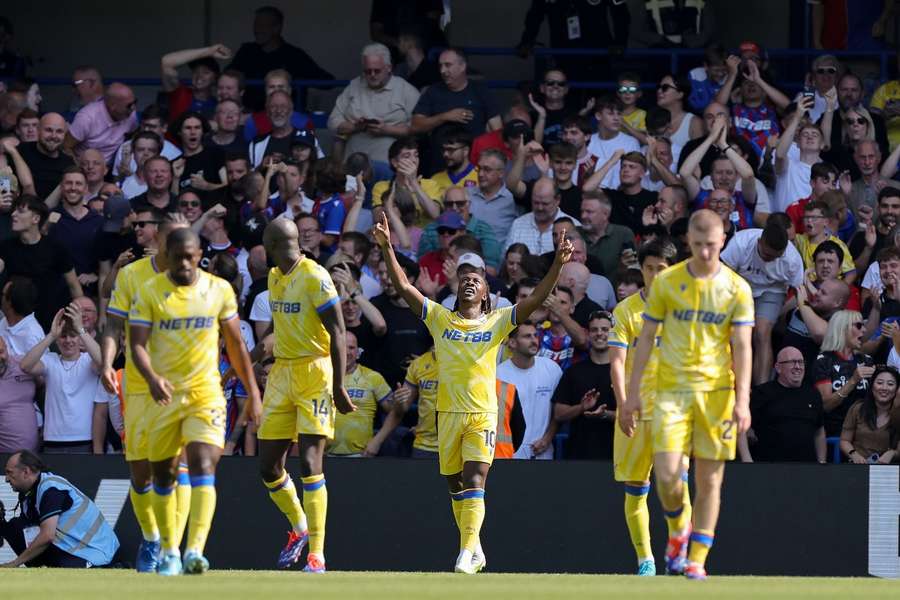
[495,379,517,459]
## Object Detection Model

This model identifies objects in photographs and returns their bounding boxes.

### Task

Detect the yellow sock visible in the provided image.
[185,475,216,555]
[301,474,328,557]
[623,484,652,562]
[687,529,714,567]
[458,489,485,553]
[151,483,178,554]
[450,492,463,531]
[265,472,308,533]
[129,482,159,542]
[175,465,192,544]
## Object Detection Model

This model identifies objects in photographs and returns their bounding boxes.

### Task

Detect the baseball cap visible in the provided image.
[291,129,318,149]
[456,252,485,271]
[502,119,532,141]
[102,193,132,233]
[436,211,465,230]
[739,41,762,59]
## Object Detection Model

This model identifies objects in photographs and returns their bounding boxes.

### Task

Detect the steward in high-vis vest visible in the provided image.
[494,379,526,459]
[0,450,119,567]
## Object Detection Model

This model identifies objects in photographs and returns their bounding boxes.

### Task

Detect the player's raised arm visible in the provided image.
[516,232,574,321]
[372,212,426,317]
[221,316,263,426]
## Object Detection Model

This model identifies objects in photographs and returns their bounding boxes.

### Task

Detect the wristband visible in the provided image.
[722,145,733,154]
[350,291,359,300]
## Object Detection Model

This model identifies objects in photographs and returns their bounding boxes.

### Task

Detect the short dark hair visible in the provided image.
[766,212,793,231]
[877,245,900,264]
[646,107,671,132]
[450,234,482,255]
[255,5,284,25]
[595,95,624,113]
[340,231,371,261]
[224,153,250,169]
[440,126,473,149]
[344,152,371,178]
[441,47,467,64]
[388,137,419,162]
[804,199,831,217]
[616,268,645,289]
[549,142,577,161]
[704,43,727,66]
[12,449,46,474]
[133,205,166,223]
[617,71,641,85]
[813,239,844,264]
[508,320,537,340]
[638,238,677,266]
[561,115,592,135]
[554,285,574,303]
[15,194,48,227]
[219,69,246,90]
[810,161,839,182]
[3,276,37,316]
[132,130,162,153]
[878,186,900,204]
[761,222,789,252]
[140,104,166,123]
[16,108,38,126]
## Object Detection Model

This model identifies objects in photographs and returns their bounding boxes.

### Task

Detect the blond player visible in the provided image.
[609,238,690,576]
[373,213,573,573]
[130,228,261,576]
[255,219,355,573]
[100,210,192,573]
[619,210,754,580]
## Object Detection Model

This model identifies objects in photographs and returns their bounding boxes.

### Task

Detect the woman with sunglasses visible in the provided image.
[655,74,704,152]
[840,365,900,464]
[822,106,876,179]
[813,309,876,438]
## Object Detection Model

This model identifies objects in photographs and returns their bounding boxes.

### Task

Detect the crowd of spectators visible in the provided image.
[2,3,900,464]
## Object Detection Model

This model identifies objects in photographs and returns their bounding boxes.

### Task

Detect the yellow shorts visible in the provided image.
[258,357,335,441]
[437,411,497,476]
[613,419,654,482]
[124,393,151,462]
[652,389,737,461]
[147,389,226,462]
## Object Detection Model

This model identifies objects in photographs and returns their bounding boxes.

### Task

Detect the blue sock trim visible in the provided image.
[459,489,485,500]
[132,482,152,494]
[177,472,191,485]
[302,478,326,492]
[664,505,684,519]
[624,484,651,496]
[690,532,714,547]
[152,483,176,496]
[189,474,215,487]
[267,475,291,493]
[450,491,465,502]
[681,471,689,482]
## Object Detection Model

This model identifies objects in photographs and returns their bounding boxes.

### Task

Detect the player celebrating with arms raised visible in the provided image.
[373,212,573,574]
[130,228,261,576]
[609,238,692,576]
[256,219,355,574]
[620,209,754,580]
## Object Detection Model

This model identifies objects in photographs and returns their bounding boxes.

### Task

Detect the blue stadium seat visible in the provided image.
[826,437,842,464]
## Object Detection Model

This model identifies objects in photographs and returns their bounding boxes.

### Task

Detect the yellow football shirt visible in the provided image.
[268,257,339,360]
[107,256,161,395]
[609,290,660,414]
[430,165,479,198]
[330,365,392,455]
[643,260,754,392]
[422,299,516,413]
[130,270,238,394]
[793,234,855,276]
[623,107,647,132]
[871,80,900,149]
[405,350,439,451]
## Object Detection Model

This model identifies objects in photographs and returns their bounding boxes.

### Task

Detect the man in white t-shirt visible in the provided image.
[497,322,563,460]
[17,303,105,453]
[774,97,823,212]
[586,97,641,189]
[721,221,803,385]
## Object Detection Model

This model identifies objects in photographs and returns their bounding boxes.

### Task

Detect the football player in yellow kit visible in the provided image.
[620,210,754,580]
[373,212,573,574]
[130,228,261,576]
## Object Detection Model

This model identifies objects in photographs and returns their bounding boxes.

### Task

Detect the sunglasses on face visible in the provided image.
[816,66,838,75]
[444,200,468,208]
[658,83,679,93]
[618,85,639,94]
[845,117,867,126]
[543,80,567,88]
[133,220,160,229]
[179,200,201,208]
[437,227,459,236]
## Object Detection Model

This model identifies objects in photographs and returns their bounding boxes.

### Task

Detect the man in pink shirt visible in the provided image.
[0,336,38,453]
[65,83,138,162]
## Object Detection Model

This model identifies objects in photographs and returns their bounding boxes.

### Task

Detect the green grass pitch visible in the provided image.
[2,570,897,599]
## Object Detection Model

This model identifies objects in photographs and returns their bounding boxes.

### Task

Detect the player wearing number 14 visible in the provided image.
[373,213,574,574]
[619,210,754,580]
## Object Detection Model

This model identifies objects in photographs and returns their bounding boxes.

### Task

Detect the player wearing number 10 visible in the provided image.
[619,210,754,581]
[373,213,573,574]
[255,219,356,574]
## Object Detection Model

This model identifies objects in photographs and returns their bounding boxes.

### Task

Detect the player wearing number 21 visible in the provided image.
[373,212,573,574]
[129,228,262,576]
[618,209,754,581]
